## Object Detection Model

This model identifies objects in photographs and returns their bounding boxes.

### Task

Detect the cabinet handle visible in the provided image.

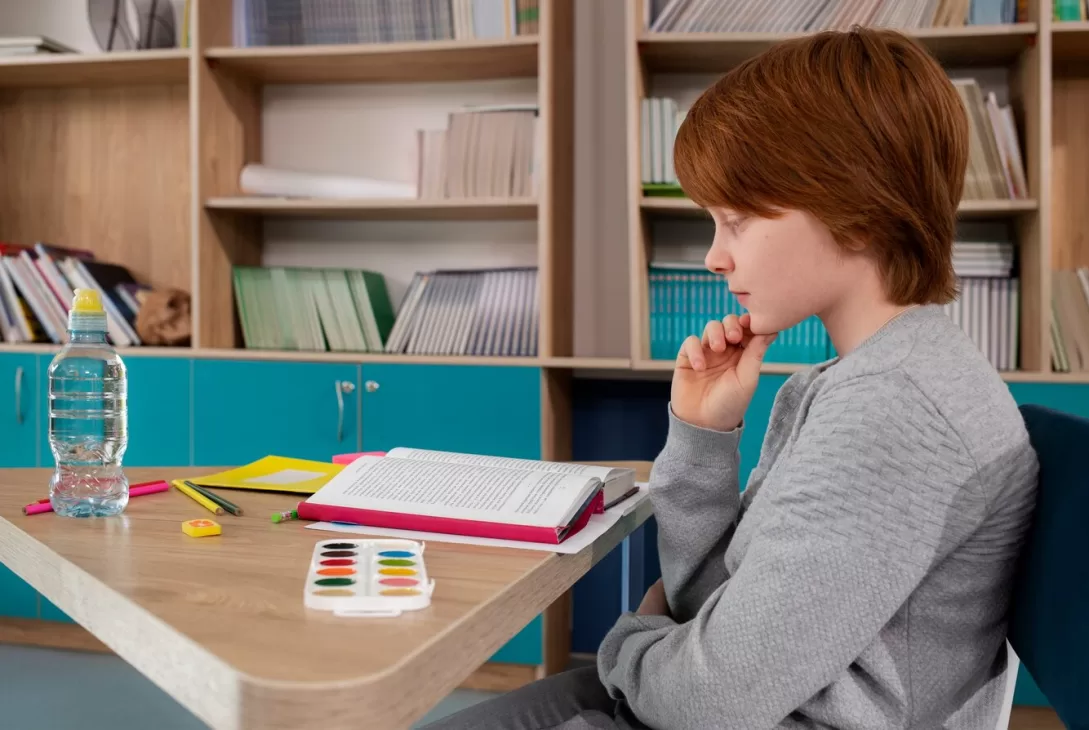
[14,366,23,425]
[365,380,380,393]
[335,381,356,442]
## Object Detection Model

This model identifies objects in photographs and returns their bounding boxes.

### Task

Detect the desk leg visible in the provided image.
[540,589,572,678]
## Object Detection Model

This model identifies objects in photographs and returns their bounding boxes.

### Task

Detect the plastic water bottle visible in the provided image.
[48,288,129,517]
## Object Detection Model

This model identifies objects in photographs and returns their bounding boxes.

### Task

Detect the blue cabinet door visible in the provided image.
[193,360,360,466]
[123,357,192,467]
[361,364,543,663]
[38,355,191,469]
[0,354,40,618]
[359,364,541,458]
[0,354,39,467]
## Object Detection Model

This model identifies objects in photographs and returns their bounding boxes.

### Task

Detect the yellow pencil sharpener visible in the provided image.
[182,519,221,538]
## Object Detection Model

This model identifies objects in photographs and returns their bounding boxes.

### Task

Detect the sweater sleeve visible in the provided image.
[650,405,745,623]
[597,379,987,730]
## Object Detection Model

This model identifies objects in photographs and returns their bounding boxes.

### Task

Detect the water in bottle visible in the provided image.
[48,288,129,517]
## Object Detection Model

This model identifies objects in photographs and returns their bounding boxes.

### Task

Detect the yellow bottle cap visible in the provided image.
[71,288,104,314]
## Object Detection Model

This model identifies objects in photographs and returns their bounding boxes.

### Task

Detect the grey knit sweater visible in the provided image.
[597,305,1039,729]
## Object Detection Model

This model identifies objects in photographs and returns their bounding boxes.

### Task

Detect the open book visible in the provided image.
[295,448,637,545]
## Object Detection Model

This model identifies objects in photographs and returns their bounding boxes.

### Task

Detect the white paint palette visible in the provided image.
[304,538,434,618]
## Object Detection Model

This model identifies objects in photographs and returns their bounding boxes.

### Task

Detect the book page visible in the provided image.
[306,456,598,528]
[386,447,627,482]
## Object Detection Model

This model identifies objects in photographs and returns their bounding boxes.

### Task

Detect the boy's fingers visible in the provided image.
[722,314,744,344]
[702,320,726,352]
[677,335,706,370]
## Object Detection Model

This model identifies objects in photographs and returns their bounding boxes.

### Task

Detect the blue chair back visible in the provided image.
[1009,404,1089,729]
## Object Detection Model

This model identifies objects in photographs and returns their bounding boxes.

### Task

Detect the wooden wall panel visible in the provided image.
[1050,64,1089,271]
[0,85,190,293]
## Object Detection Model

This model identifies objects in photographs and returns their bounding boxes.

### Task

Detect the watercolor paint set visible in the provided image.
[304,538,434,617]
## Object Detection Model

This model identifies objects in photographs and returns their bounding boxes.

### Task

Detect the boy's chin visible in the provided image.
[746,311,797,337]
[744,312,776,336]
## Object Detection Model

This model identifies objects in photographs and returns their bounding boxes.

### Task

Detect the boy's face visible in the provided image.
[704,207,862,335]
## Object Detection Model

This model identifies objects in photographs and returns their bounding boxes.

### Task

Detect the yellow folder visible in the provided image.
[187,456,345,495]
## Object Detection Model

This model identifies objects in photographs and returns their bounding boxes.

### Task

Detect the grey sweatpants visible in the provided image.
[419,667,650,730]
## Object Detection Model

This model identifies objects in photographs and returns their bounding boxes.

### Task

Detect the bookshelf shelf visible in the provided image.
[205,196,539,221]
[0,49,190,88]
[540,356,634,370]
[1051,22,1089,61]
[203,37,539,85]
[639,196,1040,219]
[5,342,1084,383]
[637,24,1039,75]
[0,345,635,373]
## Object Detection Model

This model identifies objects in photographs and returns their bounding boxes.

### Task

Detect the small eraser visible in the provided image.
[182,519,221,537]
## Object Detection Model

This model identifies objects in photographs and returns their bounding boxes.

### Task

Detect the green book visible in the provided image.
[348,270,396,349]
[1055,0,1083,21]
[642,183,686,197]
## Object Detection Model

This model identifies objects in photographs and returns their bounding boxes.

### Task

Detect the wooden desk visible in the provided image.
[0,463,653,730]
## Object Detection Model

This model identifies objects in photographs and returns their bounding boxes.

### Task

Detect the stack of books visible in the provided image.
[417,105,540,199]
[644,0,1023,31]
[233,0,538,47]
[0,242,147,346]
[232,265,395,352]
[646,264,833,364]
[384,267,538,356]
[1050,268,1089,373]
[640,83,1027,203]
[953,79,1029,201]
[942,241,1020,371]
[640,97,686,197]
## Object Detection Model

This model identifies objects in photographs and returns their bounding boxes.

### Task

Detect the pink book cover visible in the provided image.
[296,491,605,546]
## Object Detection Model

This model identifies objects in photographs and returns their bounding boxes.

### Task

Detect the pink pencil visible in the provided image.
[24,480,171,515]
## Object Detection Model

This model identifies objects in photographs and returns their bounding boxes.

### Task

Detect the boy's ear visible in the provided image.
[837,230,870,254]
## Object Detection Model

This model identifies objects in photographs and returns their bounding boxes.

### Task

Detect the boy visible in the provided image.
[426,26,1038,730]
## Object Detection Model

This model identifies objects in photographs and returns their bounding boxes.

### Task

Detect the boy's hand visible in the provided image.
[672,313,777,433]
[636,578,669,617]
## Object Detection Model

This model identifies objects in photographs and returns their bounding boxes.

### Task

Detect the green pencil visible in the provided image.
[184,481,243,516]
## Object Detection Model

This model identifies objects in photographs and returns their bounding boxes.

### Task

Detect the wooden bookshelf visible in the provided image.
[205,196,538,221]
[189,5,570,362]
[0,49,190,88]
[203,37,539,84]
[626,1,1057,378]
[1,1,1084,381]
